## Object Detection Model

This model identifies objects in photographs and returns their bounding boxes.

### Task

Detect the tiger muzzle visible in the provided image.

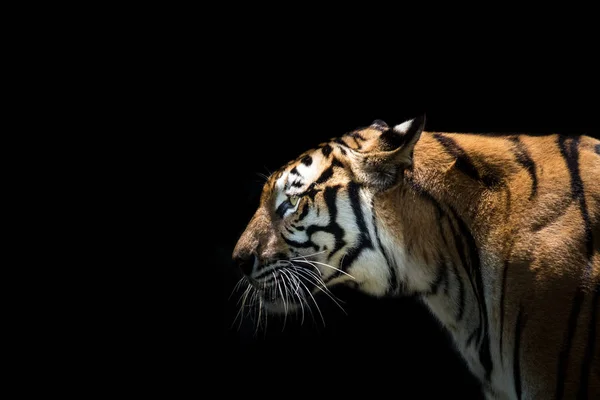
[233,252,256,276]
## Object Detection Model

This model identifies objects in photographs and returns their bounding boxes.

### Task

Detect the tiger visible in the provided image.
[231,114,600,399]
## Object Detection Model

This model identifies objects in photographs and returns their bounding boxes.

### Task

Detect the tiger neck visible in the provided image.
[372,160,494,382]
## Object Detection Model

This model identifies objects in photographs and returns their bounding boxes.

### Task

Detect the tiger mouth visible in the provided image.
[249,270,316,301]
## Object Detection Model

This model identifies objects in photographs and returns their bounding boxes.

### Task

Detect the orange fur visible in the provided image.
[233,118,600,398]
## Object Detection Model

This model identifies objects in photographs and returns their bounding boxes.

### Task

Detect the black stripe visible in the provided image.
[438,218,452,297]
[577,284,599,400]
[314,158,344,185]
[432,207,450,296]
[281,234,319,250]
[426,260,448,296]
[434,133,500,188]
[426,212,451,297]
[307,186,346,258]
[448,204,493,380]
[436,194,463,311]
[331,158,345,168]
[372,198,398,295]
[334,137,350,147]
[316,166,334,184]
[337,182,374,270]
[324,182,373,283]
[514,304,526,400]
[301,155,313,166]
[452,262,465,321]
[509,136,538,199]
[595,144,600,155]
[321,144,332,157]
[280,185,346,260]
[434,133,482,182]
[499,237,516,365]
[558,136,594,272]
[305,183,321,201]
[556,288,585,400]
[295,202,309,222]
[446,212,482,323]
[466,328,479,347]
[440,261,449,295]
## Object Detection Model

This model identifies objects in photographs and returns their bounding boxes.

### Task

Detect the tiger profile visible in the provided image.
[232,115,599,399]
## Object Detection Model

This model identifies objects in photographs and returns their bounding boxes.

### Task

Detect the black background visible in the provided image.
[217,63,599,398]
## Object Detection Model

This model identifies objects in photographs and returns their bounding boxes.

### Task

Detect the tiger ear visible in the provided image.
[384,114,426,164]
[354,114,426,190]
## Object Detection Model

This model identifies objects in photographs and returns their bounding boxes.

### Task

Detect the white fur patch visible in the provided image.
[393,118,415,134]
[274,172,289,209]
[294,152,322,188]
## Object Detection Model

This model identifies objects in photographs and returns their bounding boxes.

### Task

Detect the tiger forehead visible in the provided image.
[278,149,325,192]
[265,125,379,195]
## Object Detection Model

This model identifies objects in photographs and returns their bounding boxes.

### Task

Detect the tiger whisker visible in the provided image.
[248,290,259,334]
[262,165,273,177]
[283,261,347,311]
[280,269,306,326]
[283,261,339,298]
[234,281,253,307]
[280,271,294,329]
[280,271,301,324]
[293,258,356,280]
[299,270,347,309]
[290,250,327,260]
[290,266,348,314]
[256,295,264,336]
[290,271,326,327]
[273,272,288,331]
[283,268,319,326]
[232,284,253,331]
[312,284,348,315]
[228,277,246,301]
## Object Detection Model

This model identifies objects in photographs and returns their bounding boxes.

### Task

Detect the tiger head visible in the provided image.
[232,115,426,314]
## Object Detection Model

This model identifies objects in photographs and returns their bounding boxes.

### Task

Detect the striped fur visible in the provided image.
[232,115,600,399]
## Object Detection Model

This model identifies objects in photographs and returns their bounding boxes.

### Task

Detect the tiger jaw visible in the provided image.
[240,257,360,317]
[245,268,320,316]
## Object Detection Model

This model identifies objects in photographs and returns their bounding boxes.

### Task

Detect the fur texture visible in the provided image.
[232,115,600,399]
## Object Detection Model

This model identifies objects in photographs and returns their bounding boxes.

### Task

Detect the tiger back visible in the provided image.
[232,115,600,399]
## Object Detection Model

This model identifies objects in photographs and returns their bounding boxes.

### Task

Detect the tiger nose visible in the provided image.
[234,253,255,276]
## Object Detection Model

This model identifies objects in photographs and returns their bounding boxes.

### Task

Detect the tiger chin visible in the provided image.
[232,114,600,399]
